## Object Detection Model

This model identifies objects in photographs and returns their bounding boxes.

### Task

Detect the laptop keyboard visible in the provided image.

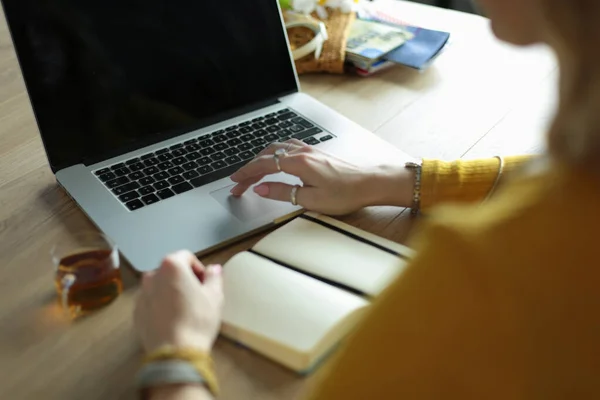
[93,109,335,211]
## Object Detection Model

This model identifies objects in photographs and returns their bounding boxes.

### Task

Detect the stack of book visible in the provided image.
[345,10,451,76]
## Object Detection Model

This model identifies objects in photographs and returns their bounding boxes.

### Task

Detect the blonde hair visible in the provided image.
[542,0,600,170]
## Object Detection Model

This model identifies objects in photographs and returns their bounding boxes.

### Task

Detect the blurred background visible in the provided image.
[410,0,479,14]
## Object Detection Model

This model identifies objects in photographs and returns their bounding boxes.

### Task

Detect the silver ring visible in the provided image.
[290,185,299,206]
[273,148,287,172]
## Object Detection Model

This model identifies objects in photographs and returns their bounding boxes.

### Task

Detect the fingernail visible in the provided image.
[254,184,269,196]
[230,173,239,182]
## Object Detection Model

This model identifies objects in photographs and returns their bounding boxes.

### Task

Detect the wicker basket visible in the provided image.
[285,9,356,74]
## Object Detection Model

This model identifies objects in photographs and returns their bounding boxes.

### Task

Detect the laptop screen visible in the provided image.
[2,0,298,171]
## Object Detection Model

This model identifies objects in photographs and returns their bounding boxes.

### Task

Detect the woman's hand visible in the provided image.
[134,250,224,354]
[229,140,415,215]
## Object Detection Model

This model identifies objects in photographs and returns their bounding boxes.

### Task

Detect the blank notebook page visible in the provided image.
[222,251,369,352]
[252,217,407,296]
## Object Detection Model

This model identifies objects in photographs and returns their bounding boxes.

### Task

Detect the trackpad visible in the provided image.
[210,184,294,222]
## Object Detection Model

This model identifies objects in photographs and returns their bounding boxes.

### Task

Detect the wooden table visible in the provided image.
[0,1,557,399]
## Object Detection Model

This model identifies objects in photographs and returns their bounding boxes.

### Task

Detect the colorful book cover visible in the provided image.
[346,19,413,66]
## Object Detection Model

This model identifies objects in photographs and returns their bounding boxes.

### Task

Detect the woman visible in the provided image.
[133,0,600,398]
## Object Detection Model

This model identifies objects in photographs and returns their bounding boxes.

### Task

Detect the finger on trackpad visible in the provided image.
[209,184,290,222]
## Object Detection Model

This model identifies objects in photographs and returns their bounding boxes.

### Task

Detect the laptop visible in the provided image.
[2,0,407,271]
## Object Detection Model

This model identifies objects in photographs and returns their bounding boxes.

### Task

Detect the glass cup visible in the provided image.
[51,231,123,318]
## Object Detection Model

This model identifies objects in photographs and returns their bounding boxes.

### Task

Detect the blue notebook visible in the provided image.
[383,25,450,70]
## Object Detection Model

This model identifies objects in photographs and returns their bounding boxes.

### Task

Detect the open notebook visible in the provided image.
[220,212,414,373]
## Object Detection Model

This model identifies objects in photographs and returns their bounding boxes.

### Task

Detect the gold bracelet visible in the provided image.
[484,155,505,202]
[142,346,219,396]
[405,161,422,215]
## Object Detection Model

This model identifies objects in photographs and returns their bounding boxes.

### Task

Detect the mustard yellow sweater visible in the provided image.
[308,155,600,399]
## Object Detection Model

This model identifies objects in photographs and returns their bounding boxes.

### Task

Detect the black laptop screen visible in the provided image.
[2,0,298,171]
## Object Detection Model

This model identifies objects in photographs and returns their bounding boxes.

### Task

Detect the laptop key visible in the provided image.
[95,168,110,176]
[114,167,131,176]
[225,126,237,132]
[126,158,140,165]
[169,166,184,176]
[139,185,155,196]
[278,136,291,142]
[278,112,297,120]
[265,112,277,118]
[320,135,333,142]
[139,176,155,186]
[303,137,320,145]
[171,148,186,157]
[157,153,174,162]
[143,157,159,167]
[292,117,314,128]
[214,142,228,151]
[279,121,293,128]
[214,135,227,143]
[184,139,197,145]
[172,157,187,166]
[190,161,248,188]
[113,181,140,196]
[265,118,279,125]
[226,130,240,139]
[254,129,269,137]
[111,163,126,170]
[129,162,145,172]
[172,182,193,194]
[170,143,183,150]
[119,191,140,202]
[98,172,116,182]
[156,148,170,155]
[227,138,242,146]
[292,127,322,141]
[212,160,227,170]
[240,134,254,142]
[199,139,215,147]
[185,151,201,160]
[239,121,251,127]
[154,171,170,181]
[154,180,169,190]
[251,138,266,147]
[277,108,290,114]
[198,157,212,166]
[125,199,144,211]
[239,143,252,151]
[158,161,174,170]
[197,165,214,175]
[142,194,160,205]
[183,161,198,171]
[144,166,159,175]
[225,155,242,165]
[251,147,263,155]
[278,129,291,138]
[157,188,175,200]
[251,122,266,129]
[200,147,215,156]
[289,125,304,133]
[106,176,129,189]
[224,147,239,156]
[211,152,226,161]
[239,150,254,160]
[183,170,200,180]
[239,126,253,134]
[141,153,155,160]
[265,134,279,142]
[129,171,144,181]
[185,143,200,152]
[267,125,281,132]
[168,175,184,185]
